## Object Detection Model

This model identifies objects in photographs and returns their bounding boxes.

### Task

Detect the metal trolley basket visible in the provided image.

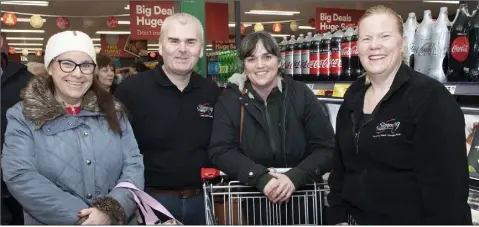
[201,168,330,225]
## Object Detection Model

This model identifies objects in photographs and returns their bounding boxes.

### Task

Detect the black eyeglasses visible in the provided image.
[55,59,96,75]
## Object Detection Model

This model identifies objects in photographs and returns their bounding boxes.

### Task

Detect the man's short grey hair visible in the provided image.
[159,13,204,44]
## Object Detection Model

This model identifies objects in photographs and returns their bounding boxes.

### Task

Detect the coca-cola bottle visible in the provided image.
[293,34,304,80]
[414,10,433,75]
[352,27,362,78]
[319,31,332,81]
[301,32,313,81]
[448,4,471,82]
[285,35,295,78]
[279,36,288,70]
[403,12,418,68]
[466,3,479,82]
[341,26,355,81]
[428,7,450,82]
[309,32,322,81]
[330,30,343,81]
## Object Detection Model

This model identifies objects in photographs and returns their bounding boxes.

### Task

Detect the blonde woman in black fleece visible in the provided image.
[328,5,471,225]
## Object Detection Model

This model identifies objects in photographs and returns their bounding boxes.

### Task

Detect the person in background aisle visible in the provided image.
[1,33,32,225]
[208,31,335,225]
[1,30,144,225]
[134,62,150,74]
[327,5,472,225]
[114,13,221,225]
[96,53,118,93]
[26,62,47,76]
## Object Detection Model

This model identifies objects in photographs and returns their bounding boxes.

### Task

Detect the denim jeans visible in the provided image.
[148,191,206,225]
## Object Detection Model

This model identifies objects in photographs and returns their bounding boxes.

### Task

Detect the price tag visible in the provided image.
[316,90,326,96]
[305,84,315,92]
[332,83,351,98]
[445,85,457,95]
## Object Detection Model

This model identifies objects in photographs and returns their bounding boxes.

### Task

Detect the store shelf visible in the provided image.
[318,97,479,115]
[216,81,479,97]
[443,82,479,96]
[305,81,479,97]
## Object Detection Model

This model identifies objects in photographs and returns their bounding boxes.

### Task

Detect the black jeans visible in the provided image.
[148,192,206,225]
[1,197,23,225]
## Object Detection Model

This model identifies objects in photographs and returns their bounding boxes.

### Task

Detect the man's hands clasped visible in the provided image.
[262,172,296,204]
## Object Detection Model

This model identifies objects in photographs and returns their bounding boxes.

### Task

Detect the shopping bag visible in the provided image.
[114,182,182,225]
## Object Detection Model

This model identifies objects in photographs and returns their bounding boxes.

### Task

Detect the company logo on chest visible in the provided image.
[373,118,401,138]
[197,102,214,118]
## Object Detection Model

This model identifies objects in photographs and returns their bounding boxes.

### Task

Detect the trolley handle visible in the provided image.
[201,167,291,181]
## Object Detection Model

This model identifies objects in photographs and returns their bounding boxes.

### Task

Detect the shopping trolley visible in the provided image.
[201,168,329,225]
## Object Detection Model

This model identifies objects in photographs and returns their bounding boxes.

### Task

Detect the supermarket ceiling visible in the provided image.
[1,0,475,49]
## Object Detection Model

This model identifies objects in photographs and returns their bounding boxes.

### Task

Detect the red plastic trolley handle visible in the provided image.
[201,168,223,180]
[200,168,291,180]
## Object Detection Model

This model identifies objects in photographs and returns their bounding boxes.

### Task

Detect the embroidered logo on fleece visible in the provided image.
[197,102,214,118]
[373,118,401,138]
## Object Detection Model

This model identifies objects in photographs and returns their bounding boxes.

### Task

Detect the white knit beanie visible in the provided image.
[44,30,96,70]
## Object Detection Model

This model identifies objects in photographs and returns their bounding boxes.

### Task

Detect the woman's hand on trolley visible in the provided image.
[268,172,296,204]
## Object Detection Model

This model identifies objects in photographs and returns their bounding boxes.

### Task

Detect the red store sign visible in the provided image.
[129,1,175,40]
[315,8,365,32]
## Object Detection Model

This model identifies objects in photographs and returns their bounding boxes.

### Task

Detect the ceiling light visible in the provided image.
[1,29,44,33]
[13,47,43,50]
[299,26,315,30]
[245,10,300,16]
[1,1,49,6]
[95,31,130,35]
[91,38,101,42]
[206,48,212,51]
[228,23,235,27]
[245,12,295,16]
[206,44,212,47]
[270,34,290,37]
[93,43,101,47]
[125,4,130,10]
[8,43,43,46]
[148,44,159,47]
[118,20,130,25]
[1,17,47,22]
[6,37,43,40]
[147,49,158,52]
[423,0,459,3]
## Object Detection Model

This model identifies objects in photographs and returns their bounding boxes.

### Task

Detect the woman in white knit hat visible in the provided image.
[1,30,144,225]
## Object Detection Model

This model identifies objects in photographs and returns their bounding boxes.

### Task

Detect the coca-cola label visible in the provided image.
[416,42,433,56]
[330,52,342,75]
[351,41,358,56]
[285,51,293,74]
[309,47,320,75]
[319,53,331,75]
[293,51,302,74]
[301,49,310,74]
[341,43,352,57]
[450,36,470,62]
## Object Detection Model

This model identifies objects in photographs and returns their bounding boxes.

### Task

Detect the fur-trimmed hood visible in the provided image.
[227,73,283,99]
[20,75,123,128]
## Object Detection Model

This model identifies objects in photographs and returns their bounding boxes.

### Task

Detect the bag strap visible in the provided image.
[114,182,181,225]
[239,87,247,143]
